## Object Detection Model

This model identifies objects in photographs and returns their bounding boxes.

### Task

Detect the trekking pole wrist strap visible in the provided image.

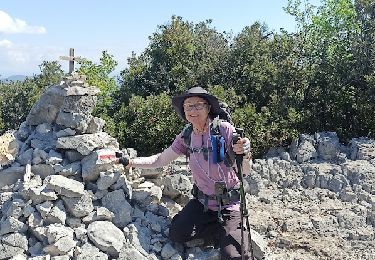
[243,152,252,160]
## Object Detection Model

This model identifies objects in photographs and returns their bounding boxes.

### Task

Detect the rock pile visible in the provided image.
[0,74,374,259]
[0,74,265,260]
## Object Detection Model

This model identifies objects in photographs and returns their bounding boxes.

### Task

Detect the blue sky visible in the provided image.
[0,0,321,77]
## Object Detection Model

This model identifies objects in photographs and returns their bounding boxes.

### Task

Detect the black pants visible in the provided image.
[169,199,250,260]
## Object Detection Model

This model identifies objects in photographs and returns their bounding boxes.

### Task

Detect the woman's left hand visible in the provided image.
[233,137,251,155]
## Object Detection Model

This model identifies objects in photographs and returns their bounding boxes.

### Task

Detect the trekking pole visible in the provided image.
[233,128,255,260]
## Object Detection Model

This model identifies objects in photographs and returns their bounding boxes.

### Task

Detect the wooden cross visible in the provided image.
[59,48,83,74]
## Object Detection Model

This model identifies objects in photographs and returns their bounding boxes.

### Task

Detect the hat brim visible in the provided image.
[172,92,222,121]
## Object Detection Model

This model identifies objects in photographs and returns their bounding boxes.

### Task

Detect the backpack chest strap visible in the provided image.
[188,146,212,161]
[188,147,213,153]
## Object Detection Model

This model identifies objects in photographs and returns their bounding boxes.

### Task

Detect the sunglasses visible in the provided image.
[183,102,209,111]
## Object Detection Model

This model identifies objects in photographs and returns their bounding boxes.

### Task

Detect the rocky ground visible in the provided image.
[0,73,374,259]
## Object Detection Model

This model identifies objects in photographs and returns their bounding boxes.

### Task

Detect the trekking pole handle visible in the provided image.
[115,151,130,167]
[232,128,245,180]
[232,128,245,156]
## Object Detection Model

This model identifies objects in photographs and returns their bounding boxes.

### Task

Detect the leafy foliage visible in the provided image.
[116,16,230,105]
[290,0,374,141]
[113,93,183,155]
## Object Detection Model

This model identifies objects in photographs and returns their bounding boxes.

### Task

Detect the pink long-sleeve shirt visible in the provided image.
[132,121,249,211]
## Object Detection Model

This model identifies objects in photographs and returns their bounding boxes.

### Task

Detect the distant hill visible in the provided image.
[1,75,28,82]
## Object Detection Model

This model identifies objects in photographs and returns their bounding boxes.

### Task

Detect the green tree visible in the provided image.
[0,79,38,133]
[285,0,374,141]
[227,22,276,107]
[114,92,182,155]
[353,0,375,137]
[33,61,64,91]
[117,16,230,104]
[227,22,306,152]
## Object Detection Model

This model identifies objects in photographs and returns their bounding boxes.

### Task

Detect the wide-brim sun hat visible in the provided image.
[172,86,222,120]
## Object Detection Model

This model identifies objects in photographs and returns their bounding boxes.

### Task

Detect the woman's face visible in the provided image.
[183,96,210,126]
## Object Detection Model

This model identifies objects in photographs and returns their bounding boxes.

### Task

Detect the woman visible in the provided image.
[119,86,252,259]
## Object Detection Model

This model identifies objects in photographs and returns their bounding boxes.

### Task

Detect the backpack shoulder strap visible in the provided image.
[181,123,193,149]
[211,118,236,167]
[210,117,228,164]
[210,116,223,136]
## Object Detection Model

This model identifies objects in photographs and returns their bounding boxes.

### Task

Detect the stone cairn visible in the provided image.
[1,72,374,259]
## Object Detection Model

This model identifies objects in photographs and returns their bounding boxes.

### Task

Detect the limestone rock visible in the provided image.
[26,86,65,126]
[56,133,118,156]
[45,175,85,197]
[87,221,125,257]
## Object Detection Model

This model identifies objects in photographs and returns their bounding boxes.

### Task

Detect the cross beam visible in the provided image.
[59,48,83,74]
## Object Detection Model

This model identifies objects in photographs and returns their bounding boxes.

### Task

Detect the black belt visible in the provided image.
[191,184,240,212]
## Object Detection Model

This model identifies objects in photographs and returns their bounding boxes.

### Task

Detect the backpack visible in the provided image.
[181,102,235,167]
[216,101,233,125]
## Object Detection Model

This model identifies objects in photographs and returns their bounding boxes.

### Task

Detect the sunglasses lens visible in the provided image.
[184,102,207,111]
[184,105,194,111]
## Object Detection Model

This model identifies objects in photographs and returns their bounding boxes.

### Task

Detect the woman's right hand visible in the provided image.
[232,137,251,155]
